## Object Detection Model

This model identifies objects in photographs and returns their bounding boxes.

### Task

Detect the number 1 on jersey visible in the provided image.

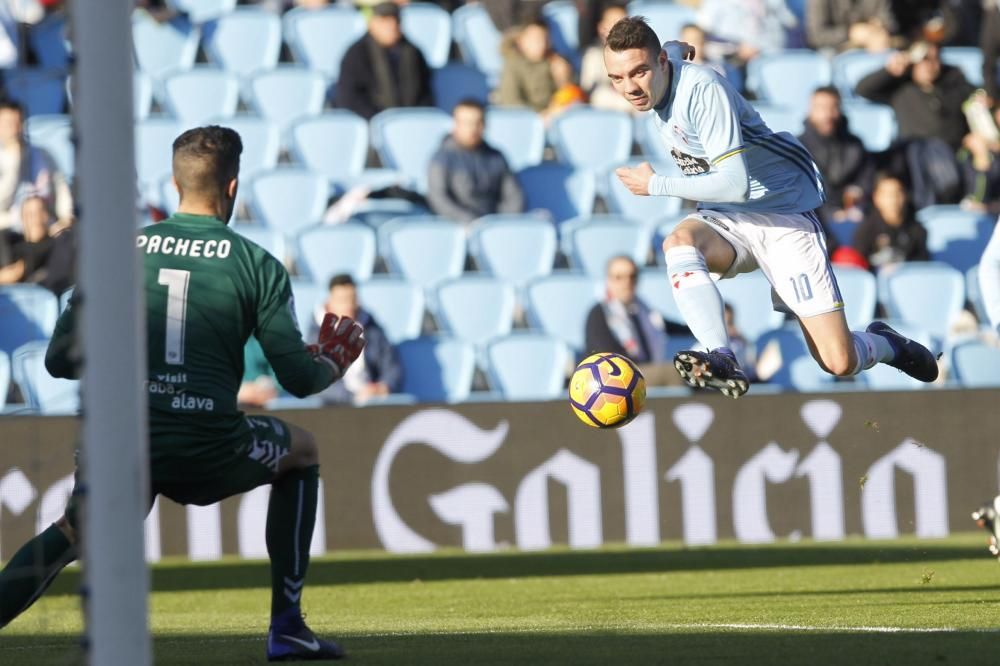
[158,268,190,365]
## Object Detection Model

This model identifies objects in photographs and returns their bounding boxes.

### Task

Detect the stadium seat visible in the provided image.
[162,68,240,125]
[432,64,490,113]
[716,272,787,343]
[486,333,571,400]
[831,265,877,332]
[3,68,67,116]
[747,50,832,116]
[247,169,329,236]
[0,350,9,411]
[357,277,426,344]
[542,0,580,67]
[282,6,366,83]
[831,49,889,99]
[435,276,516,348]
[248,67,327,137]
[383,218,466,292]
[626,1,695,48]
[516,164,596,223]
[134,71,154,120]
[636,268,684,326]
[755,325,837,391]
[397,336,476,402]
[524,273,603,353]
[860,321,932,390]
[915,206,994,273]
[290,112,368,186]
[29,14,70,68]
[548,107,633,173]
[634,113,668,161]
[131,12,200,80]
[877,261,965,343]
[484,107,546,171]
[401,2,452,69]
[231,224,286,263]
[370,108,452,193]
[297,223,377,284]
[27,115,74,182]
[840,100,896,153]
[567,216,652,278]
[135,117,182,196]
[215,115,280,178]
[941,47,983,86]
[468,214,557,290]
[289,279,326,334]
[203,8,282,80]
[950,339,1000,388]
[0,284,60,359]
[166,0,236,24]
[12,341,79,414]
[452,4,502,85]
[751,103,804,135]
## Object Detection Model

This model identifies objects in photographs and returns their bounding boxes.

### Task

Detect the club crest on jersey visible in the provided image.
[670,148,710,176]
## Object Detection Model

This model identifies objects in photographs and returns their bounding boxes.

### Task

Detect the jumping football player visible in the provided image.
[606,17,939,398]
[0,126,361,661]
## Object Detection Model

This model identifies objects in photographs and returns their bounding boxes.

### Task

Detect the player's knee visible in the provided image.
[662,229,696,254]
[290,427,319,467]
[56,515,78,544]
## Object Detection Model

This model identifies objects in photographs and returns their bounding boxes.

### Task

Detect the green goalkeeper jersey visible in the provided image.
[47,213,334,479]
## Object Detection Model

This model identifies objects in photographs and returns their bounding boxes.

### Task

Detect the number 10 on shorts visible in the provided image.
[789,273,813,304]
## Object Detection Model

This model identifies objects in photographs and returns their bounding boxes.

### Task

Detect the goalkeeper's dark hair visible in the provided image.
[605,16,661,60]
[172,125,243,199]
[328,273,356,291]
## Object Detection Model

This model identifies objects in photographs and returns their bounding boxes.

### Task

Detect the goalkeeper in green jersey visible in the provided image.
[0,126,363,661]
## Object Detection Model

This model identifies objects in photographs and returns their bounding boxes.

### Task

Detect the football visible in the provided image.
[568,352,646,428]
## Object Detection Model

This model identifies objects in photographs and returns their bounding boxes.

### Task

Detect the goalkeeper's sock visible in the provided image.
[665,246,730,352]
[267,464,319,622]
[0,524,77,628]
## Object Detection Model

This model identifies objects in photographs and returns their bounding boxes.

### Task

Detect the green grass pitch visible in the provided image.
[4,534,1000,665]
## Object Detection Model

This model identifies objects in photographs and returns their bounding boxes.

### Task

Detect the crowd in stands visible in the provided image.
[3,0,1000,410]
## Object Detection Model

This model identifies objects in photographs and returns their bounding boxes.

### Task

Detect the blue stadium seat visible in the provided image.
[877,261,965,343]
[289,279,326,334]
[432,64,490,113]
[166,0,236,24]
[134,71,154,120]
[517,164,596,223]
[435,276,516,348]
[548,107,633,173]
[397,336,476,402]
[383,218,466,293]
[751,103,804,135]
[747,50,832,116]
[636,267,684,326]
[542,0,580,67]
[135,118,182,197]
[290,112,369,186]
[567,216,652,278]
[941,47,983,86]
[716,272,786,343]
[486,333,571,400]
[370,108,452,193]
[915,206,994,273]
[524,273,602,353]
[401,2,452,69]
[12,341,79,414]
[452,4,502,85]
[468,214,557,290]
[634,113,668,161]
[297,223,377,284]
[215,115,280,178]
[840,100,896,152]
[755,325,837,391]
[0,350,9,411]
[950,339,1000,388]
[832,265,877,332]
[132,12,200,80]
[247,169,329,236]
[860,321,932,390]
[3,68,66,116]
[29,14,70,68]
[0,284,59,359]
[27,115,74,182]
[282,6,366,83]
[626,1,695,47]
[484,107,545,171]
[248,67,326,136]
[831,49,889,99]
[358,277,425,344]
[203,8,282,80]
[232,224,286,263]
[604,161,683,229]
[163,68,240,124]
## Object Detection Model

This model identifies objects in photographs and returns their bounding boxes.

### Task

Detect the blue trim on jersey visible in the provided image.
[742,127,819,180]
[745,136,819,185]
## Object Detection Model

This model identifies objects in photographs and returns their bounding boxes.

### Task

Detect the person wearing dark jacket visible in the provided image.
[333,2,433,120]
[426,99,524,224]
[852,173,930,270]
[805,0,895,52]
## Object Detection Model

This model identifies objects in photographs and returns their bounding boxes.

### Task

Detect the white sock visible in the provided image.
[849,331,895,375]
[664,245,730,352]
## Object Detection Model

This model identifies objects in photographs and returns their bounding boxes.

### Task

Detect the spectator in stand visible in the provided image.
[333,2,433,120]
[580,3,635,113]
[0,101,73,231]
[855,41,974,208]
[585,255,683,387]
[696,0,797,79]
[312,274,403,405]
[805,0,896,53]
[426,99,524,225]
[724,302,757,383]
[983,0,1000,105]
[497,19,576,120]
[0,195,56,286]
[798,86,874,229]
[852,173,929,270]
[957,95,1000,211]
[679,24,730,78]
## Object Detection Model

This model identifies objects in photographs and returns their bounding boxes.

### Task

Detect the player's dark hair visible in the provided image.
[0,99,24,117]
[172,125,243,199]
[605,16,661,59]
[813,85,841,100]
[328,274,356,291]
[454,98,486,114]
